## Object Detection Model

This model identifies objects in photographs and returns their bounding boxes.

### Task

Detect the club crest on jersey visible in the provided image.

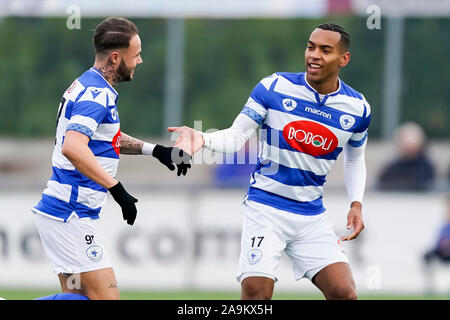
[111,108,118,121]
[339,114,355,130]
[247,249,263,265]
[283,120,338,156]
[282,98,297,111]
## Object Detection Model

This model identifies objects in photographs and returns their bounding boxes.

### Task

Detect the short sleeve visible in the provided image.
[240,74,278,125]
[66,87,109,138]
[348,98,371,147]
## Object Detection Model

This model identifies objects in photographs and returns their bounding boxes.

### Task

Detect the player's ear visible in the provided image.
[109,51,121,66]
[339,51,351,67]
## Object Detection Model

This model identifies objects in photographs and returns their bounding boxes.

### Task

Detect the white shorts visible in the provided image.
[237,200,348,283]
[34,213,112,275]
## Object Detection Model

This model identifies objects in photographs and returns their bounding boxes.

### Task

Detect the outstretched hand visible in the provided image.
[341,202,365,241]
[167,126,205,156]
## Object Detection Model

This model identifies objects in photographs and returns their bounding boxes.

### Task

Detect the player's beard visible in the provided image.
[117,59,134,82]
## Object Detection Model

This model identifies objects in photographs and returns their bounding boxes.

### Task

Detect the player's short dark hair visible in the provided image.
[317,22,350,52]
[93,17,139,55]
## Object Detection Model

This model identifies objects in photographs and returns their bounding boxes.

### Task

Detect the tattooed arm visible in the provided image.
[120,132,147,155]
[119,132,191,176]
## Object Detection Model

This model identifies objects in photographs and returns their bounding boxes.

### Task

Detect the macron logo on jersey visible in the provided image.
[305,106,332,119]
[91,88,101,99]
[78,87,108,107]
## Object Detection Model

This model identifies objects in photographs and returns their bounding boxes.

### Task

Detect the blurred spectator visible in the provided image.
[377,122,436,191]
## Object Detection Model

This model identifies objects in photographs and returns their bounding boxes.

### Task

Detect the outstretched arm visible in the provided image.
[120,132,148,155]
[168,113,259,156]
[120,131,191,176]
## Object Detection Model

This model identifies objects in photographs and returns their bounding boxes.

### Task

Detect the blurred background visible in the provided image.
[0,0,449,299]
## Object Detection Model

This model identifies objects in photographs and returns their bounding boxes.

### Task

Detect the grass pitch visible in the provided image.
[0,289,448,300]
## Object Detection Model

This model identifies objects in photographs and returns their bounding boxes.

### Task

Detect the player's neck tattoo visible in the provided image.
[97,60,119,88]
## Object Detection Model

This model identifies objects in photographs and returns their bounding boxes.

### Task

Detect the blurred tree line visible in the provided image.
[0,16,448,139]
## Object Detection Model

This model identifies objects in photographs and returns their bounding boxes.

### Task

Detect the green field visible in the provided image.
[0,289,448,300]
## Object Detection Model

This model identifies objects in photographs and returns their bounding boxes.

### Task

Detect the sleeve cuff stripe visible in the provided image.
[66,123,94,138]
[348,132,367,147]
[241,106,265,125]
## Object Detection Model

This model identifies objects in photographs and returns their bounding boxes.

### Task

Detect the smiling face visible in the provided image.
[115,34,143,82]
[304,28,350,88]
[93,17,143,85]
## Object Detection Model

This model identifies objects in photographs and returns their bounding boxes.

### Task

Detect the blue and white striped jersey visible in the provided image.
[243,72,371,215]
[32,67,121,221]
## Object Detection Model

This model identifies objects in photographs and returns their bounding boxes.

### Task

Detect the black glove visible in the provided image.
[152,144,192,176]
[108,181,138,225]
